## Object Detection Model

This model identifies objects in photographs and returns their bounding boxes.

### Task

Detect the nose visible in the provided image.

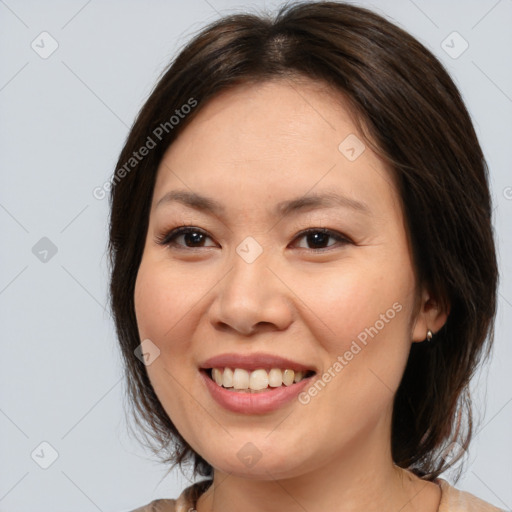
[208,249,294,336]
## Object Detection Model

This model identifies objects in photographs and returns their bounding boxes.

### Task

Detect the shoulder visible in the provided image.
[126,479,213,512]
[126,498,177,512]
[129,478,508,512]
[437,478,506,512]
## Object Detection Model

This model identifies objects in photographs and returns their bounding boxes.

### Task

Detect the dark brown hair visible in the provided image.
[108,1,498,481]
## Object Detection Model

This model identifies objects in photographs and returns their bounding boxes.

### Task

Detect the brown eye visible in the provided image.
[156,226,351,251]
[293,228,351,250]
[156,226,217,249]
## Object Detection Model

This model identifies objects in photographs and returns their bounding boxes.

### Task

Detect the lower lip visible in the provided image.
[200,370,315,414]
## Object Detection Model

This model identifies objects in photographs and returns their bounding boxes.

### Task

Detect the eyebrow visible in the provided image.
[155,189,371,216]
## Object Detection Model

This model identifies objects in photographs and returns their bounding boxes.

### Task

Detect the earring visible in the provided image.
[426,329,433,342]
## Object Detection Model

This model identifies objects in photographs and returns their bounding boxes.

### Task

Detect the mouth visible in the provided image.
[201,367,317,393]
[198,355,318,413]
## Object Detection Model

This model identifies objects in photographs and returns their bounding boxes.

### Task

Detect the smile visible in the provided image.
[198,352,318,413]
[208,367,315,392]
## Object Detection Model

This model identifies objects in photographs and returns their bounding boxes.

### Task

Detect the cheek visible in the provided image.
[134,257,199,352]
[297,262,410,351]
[134,258,206,433]
[293,256,414,408]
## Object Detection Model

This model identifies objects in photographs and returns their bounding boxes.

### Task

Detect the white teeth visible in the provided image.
[210,367,311,391]
[282,369,295,386]
[222,367,233,388]
[212,368,223,386]
[249,369,269,390]
[233,368,250,389]
[268,368,283,387]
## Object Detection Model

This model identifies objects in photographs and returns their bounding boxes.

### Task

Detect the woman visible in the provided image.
[108,2,503,511]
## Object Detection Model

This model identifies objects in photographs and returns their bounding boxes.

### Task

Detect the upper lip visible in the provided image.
[199,353,317,373]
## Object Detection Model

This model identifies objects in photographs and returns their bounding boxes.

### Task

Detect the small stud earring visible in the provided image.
[426,329,433,342]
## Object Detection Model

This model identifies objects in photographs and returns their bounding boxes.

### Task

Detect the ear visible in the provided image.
[411,287,450,343]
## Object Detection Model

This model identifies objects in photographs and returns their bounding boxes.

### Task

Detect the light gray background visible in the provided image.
[0,0,511,510]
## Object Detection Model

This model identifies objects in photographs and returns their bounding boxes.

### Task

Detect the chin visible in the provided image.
[197,438,316,480]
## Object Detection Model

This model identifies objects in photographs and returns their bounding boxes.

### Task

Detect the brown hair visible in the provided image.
[108,1,498,481]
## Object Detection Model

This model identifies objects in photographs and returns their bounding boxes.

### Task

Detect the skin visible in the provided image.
[134,77,449,512]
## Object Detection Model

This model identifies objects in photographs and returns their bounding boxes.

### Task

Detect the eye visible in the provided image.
[156,226,352,252]
[155,226,217,249]
[291,228,352,251]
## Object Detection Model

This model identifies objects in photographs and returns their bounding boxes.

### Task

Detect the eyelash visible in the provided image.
[155,225,352,252]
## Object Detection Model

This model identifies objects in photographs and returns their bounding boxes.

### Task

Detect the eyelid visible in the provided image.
[155,225,352,251]
[155,226,218,249]
[289,227,352,250]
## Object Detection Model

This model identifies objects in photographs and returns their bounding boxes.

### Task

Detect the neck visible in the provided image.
[196,427,438,512]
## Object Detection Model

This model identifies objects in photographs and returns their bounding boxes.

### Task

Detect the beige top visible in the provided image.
[128,478,506,512]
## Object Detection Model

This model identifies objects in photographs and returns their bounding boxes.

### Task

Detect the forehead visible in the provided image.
[152,77,401,221]
[174,77,361,152]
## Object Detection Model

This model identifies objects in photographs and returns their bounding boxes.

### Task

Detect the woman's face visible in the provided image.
[134,78,436,479]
